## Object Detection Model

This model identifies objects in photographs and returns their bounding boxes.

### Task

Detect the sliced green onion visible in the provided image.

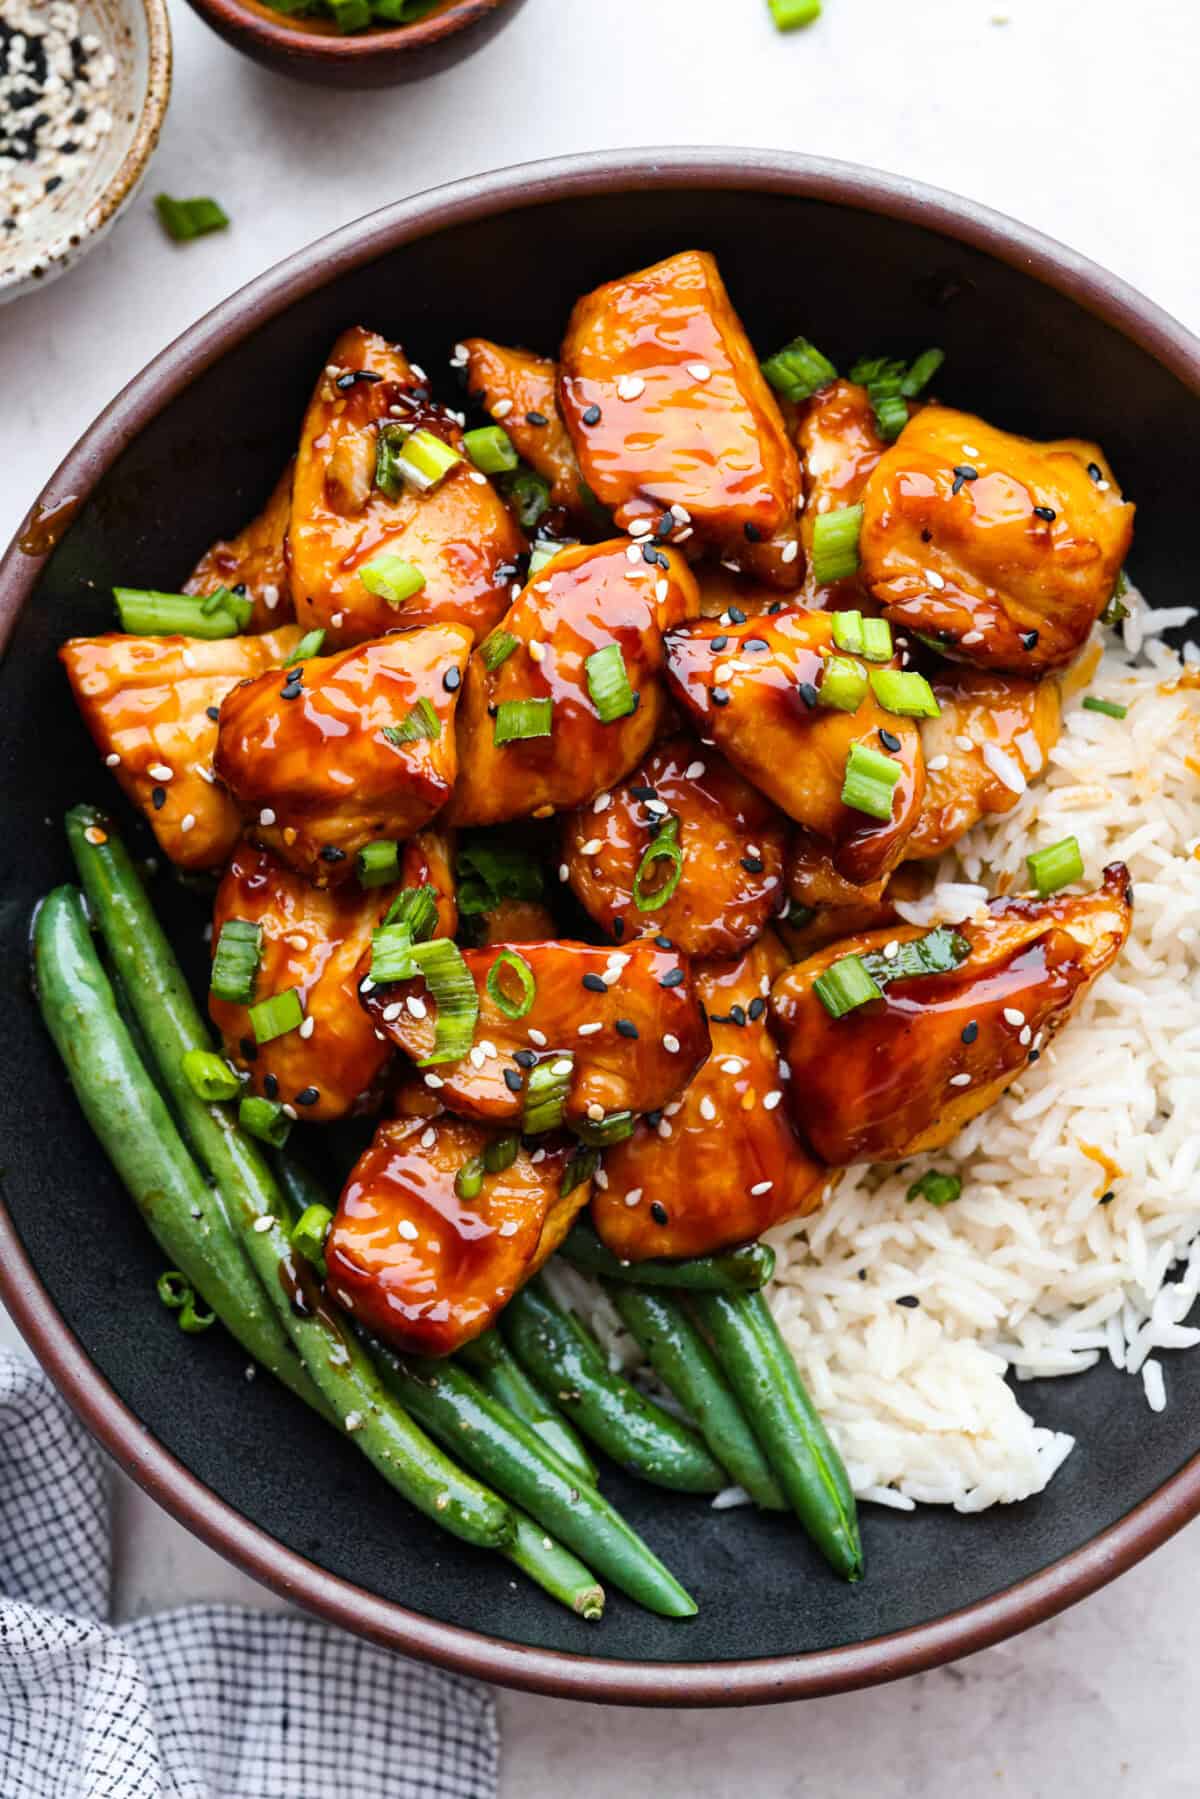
[291,1203,333,1272]
[357,840,401,888]
[906,1170,962,1207]
[523,1055,574,1135]
[841,740,902,820]
[384,884,440,941]
[285,629,326,665]
[633,816,683,912]
[481,630,519,672]
[494,698,553,746]
[328,0,371,30]
[180,1048,241,1103]
[561,1145,599,1196]
[210,919,262,1005]
[573,1109,635,1148]
[179,1292,216,1333]
[585,643,636,723]
[157,1269,191,1309]
[861,926,969,988]
[155,193,229,242]
[456,837,545,917]
[462,425,519,475]
[486,949,536,1020]
[856,617,895,661]
[502,467,552,531]
[375,423,462,496]
[483,1133,521,1175]
[384,697,441,746]
[769,0,821,25]
[760,333,836,401]
[816,654,868,713]
[248,988,304,1045]
[868,668,940,718]
[359,554,426,607]
[456,1155,486,1201]
[1100,593,1129,628]
[900,348,945,398]
[238,1095,292,1148]
[1027,835,1083,897]
[409,937,479,1065]
[1082,696,1128,720]
[811,504,864,585]
[529,536,576,576]
[831,609,864,653]
[114,586,251,638]
[370,923,416,984]
[813,954,883,1019]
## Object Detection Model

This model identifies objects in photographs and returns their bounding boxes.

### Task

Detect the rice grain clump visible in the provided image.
[762,592,1200,1511]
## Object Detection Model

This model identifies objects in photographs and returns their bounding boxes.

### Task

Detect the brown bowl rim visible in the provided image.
[3,148,1200,1706]
[184,0,514,64]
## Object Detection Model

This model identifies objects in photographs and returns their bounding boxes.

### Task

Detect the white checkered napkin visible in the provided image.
[0,1350,498,1798]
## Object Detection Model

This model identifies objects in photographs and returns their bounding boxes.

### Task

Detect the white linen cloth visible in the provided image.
[0,1349,497,1798]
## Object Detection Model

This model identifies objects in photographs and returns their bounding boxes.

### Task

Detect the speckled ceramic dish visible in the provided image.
[0,0,171,305]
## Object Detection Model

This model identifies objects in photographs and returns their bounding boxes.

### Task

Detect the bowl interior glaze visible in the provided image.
[2,154,1199,1703]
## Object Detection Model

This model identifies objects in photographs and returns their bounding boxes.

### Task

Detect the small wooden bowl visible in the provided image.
[181,0,527,89]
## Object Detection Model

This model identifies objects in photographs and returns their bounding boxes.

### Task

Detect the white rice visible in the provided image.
[568,587,1200,1513]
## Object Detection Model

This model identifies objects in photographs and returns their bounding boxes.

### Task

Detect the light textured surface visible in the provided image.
[2,0,1198,1792]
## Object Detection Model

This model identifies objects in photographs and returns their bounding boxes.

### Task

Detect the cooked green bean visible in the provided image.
[504,1512,605,1621]
[605,1286,784,1511]
[502,1278,725,1493]
[561,1220,775,1292]
[457,1328,598,1486]
[694,1291,863,1581]
[371,1340,696,1618]
[65,809,513,1553]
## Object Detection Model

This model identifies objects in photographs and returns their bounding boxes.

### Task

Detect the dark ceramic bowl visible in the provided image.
[2,150,1199,1706]
[181,0,526,89]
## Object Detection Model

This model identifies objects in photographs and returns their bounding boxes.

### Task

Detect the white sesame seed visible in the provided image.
[105,752,121,767]
[197,766,216,784]
[961,630,984,645]
[926,569,946,590]
[398,1220,418,1241]
[578,1022,603,1037]
[253,1215,275,1233]
[498,1221,520,1237]
[956,735,975,753]
[299,1016,315,1040]
[778,1060,791,1081]
[282,1104,298,1120]
[586,1102,605,1122]
[470,1047,487,1069]
[558,864,569,882]
[551,1058,572,1075]
[469,470,488,486]
[420,1127,437,1148]
[883,940,899,961]
[763,1091,783,1111]
[529,1029,548,1047]
[1019,1024,1033,1046]
[644,798,670,817]
[760,976,770,996]
[606,953,630,973]
[680,761,704,784]
[657,1120,673,1139]
[510,582,522,601]
[628,517,653,537]
[750,1180,773,1196]
[492,398,513,419]
[721,1058,744,1074]
[624,1188,643,1207]
[259,807,276,826]
[424,1073,444,1089]
[594,1168,609,1190]
[1003,1007,1026,1026]
[531,1147,546,1165]
[580,838,602,856]
[949,1072,972,1087]
[344,1411,365,1432]
[655,577,670,603]
[149,763,173,782]
[625,543,642,565]
[593,792,612,813]
[177,813,195,834]
[452,343,469,364]
[671,505,691,526]
[927,754,950,772]
[663,1034,680,1054]
[699,1096,717,1122]
[529,639,546,663]
[962,443,980,457]
[382,1002,403,1021]
[781,539,800,565]
[616,374,646,401]
[686,362,712,382]
[714,661,735,683]
[407,995,428,1019]
[360,977,376,994]
[331,612,345,628]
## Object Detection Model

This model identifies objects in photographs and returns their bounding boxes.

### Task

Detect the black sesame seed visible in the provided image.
[513,1048,537,1069]
[582,404,601,426]
[443,666,462,692]
[612,917,625,940]
[411,387,431,404]
[487,702,498,717]
[896,1295,920,1308]
[961,1020,979,1045]
[335,369,383,389]
[712,686,731,706]
[879,728,902,752]
[320,846,347,863]
[650,1201,669,1226]
[729,1004,746,1026]
[205,705,221,722]
[711,635,729,652]
[281,681,303,701]
[743,522,762,542]
[858,1268,867,1281]
[503,1067,524,1094]
[642,544,659,565]
[768,600,785,615]
[728,605,747,624]
[660,967,685,988]
[798,681,819,709]
[655,935,673,950]
[744,637,769,653]
[525,410,549,427]
[1027,1048,1041,1063]
[953,463,978,482]
[1099,1190,1114,1204]
[1020,630,1040,651]
[645,1110,663,1129]
[630,785,658,801]
[151,786,166,810]
[1033,505,1057,522]
[1087,462,1104,483]
[240,1037,258,1062]
[44,175,62,195]
[921,528,933,543]
[655,512,674,539]
[741,856,764,874]
[748,997,766,1021]
[582,972,608,993]
[616,1019,638,1039]
[263,1073,279,1099]
[295,1086,320,1107]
